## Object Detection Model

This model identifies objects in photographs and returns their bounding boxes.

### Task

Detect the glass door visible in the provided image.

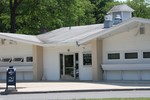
[60,53,79,80]
[63,54,75,80]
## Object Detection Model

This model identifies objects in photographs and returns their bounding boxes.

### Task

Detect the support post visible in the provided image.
[32,45,43,81]
[91,39,103,81]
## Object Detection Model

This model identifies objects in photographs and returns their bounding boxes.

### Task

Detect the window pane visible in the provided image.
[125,52,138,59]
[26,57,33,62]
[13,57,24,62]
[108,53,120,59]
[60,54,63,75]
[2,58,12,62]
[64,55,74,67]
[143,52,150,58]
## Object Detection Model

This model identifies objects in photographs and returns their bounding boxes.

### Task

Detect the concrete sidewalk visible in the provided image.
[0,81,150,94]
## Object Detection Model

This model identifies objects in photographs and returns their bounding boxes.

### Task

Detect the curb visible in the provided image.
[1,88,150,95]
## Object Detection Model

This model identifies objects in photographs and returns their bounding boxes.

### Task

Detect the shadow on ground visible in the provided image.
[0,87,26,95]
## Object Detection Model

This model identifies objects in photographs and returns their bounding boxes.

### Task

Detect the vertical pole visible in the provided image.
[91,39,103,81]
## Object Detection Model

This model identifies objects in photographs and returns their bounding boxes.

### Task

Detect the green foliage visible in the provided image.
[0,0,150,35]
[127,0,150,19]
[89,0,116,23]
[0,0,95,35]
[0,1,10,32]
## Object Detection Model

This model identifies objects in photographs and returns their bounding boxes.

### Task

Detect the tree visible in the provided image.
[10,0,23,33]
[89,0,115,23]
[127,0,150,19]
[49,0,95,27]
[76,0,95,25]
[0,1,9,32]
[0,0,95,35]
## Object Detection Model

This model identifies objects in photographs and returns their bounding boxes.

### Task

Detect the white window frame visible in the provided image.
[107,53,120,60]
[2,57,12,63]
[143,51,150,59]
[26,56,33,62]
[13,57,24,63]
[124,52,138,59]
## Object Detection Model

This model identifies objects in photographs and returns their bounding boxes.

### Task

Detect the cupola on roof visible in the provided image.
[107,4,134,14]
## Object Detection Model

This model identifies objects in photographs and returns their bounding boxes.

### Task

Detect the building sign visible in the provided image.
[83,53,92,65]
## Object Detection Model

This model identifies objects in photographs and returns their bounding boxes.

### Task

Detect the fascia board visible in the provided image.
[134,17,150,24]
[42,42,76,47]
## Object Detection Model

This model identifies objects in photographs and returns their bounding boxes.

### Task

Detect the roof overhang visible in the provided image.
[78,17,150,45]
[42,42,77,47]
[0,18,149,47]
[0,32,44,46]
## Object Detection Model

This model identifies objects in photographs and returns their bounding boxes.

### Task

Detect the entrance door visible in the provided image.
[60,53,79,80]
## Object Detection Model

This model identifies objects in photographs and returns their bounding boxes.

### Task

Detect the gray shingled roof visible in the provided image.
[37,24,105,44]
[107,4,134,14]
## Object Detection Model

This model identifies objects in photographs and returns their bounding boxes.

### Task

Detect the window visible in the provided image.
[125,52,138,59]
[108,53,120,60]
[13,57,24,62]
[83,53,92,65]
[140,27,145,34]
[26,57,33,62]
[2,58,12,62]
[143,52,150,58]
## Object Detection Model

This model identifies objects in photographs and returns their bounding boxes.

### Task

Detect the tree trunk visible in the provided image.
[10,0,16,33]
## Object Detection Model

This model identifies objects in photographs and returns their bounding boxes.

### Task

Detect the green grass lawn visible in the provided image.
[81,98,150,100]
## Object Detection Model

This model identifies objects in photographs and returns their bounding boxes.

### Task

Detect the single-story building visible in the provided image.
[0,4,150,81]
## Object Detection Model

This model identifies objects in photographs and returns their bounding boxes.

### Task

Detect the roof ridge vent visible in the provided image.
[113,15,122,25]
[104,15,113,28]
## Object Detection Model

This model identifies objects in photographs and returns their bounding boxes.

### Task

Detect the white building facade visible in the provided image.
[0,42,33,81]
[102,21,150,80]
[0,4,150,81]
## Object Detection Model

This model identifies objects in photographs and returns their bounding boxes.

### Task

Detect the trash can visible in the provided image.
[6,66,16,90]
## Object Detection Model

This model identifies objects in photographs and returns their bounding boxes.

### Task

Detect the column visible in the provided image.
[91,39,103,81]
[32,45,43,81]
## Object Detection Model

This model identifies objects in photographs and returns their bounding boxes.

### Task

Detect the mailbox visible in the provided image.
[6,66,16,89]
